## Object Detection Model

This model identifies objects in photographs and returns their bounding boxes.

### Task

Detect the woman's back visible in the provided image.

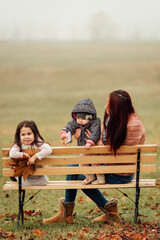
[124,113,145,145]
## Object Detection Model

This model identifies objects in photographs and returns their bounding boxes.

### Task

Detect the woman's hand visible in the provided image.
[85,129,103,146]
[74,128,81,140]
[85,129,91,138]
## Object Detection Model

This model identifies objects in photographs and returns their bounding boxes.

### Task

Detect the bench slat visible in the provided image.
[2,144,157,157]
[2,155,137,166]
[3,179,156,191]
[2,154,156,167]
[4,179,156,184]
[3,164,156,177]
[51,145,157,154]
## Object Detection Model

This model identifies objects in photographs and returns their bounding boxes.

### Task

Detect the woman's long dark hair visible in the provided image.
[103,90,135,155]
[14,120,44,150]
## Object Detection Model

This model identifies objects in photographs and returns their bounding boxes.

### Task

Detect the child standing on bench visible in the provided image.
[9,120,52,186]
[60,98,105,185]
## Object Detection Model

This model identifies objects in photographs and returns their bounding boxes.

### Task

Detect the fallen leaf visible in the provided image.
[5,213,17,221]
[81,227,89,233]
[151,203,159,210]
[95,207,101,212]
[102,191,108,196]
[148,196,154,200]
[8,232,17,240]
[78,196,83,204]
[0,230,16,240]
[24,210,34,216]
[34,220,42,223]
[31,210,42,216]
[88,209,94,214]
[145,203,150,207]
[33,228,43,237]
[67,232,73,238]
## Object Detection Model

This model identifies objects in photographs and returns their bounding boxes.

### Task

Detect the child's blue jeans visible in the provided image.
[65,164,135,208]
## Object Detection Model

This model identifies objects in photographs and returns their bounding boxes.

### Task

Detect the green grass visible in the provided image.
[0,41,160,239]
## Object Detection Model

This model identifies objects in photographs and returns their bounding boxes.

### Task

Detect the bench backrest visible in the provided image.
[2,145,157,178]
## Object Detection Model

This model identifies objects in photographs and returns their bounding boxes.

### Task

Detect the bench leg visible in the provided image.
[21,190,25,224]
[134,186,140,224]
[16,176,25,227]
[17,208,21,227]
[134,148,141,224]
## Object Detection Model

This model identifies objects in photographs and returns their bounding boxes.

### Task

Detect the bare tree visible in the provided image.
[88,11,117,41]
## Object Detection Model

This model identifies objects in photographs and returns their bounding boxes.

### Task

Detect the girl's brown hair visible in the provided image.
[14,120,44,150]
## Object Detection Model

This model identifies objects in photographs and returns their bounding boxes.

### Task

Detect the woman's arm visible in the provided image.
[74,128,81,140]
[85,129,103,146]
[86,118,101,144]
[74,127,103,146]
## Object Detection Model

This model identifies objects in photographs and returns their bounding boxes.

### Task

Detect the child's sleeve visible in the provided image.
[62,119,79,135]
[36,143,52,160]
[9,145,24,159]
[86,118,101,145]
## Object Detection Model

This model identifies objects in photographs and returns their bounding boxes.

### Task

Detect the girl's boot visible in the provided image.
[43,197,75,224]
[82,174,96,184]
[92,198,121,223]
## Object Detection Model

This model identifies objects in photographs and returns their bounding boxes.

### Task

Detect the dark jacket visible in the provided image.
[62,98,101,146]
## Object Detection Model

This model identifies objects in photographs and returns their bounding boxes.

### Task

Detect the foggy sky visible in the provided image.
[0,0,160,41]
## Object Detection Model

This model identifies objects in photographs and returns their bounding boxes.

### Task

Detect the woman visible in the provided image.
[43,90,145,224]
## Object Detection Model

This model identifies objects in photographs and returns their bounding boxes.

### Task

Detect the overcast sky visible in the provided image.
[0,0,160,41]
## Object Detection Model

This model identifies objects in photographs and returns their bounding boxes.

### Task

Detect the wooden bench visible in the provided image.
[2,144,157,227]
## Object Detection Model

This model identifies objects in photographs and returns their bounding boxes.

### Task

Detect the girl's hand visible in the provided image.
[27,155,37,165]
[74,128,81,140]
[60,133,66,140]
[85,142,91,150]
[23,153,30,159]
[60,133,68,146]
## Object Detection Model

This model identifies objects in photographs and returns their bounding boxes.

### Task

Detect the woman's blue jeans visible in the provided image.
[65,164,135,208]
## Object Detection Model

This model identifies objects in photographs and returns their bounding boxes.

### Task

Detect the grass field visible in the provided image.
[0,42,160,239]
